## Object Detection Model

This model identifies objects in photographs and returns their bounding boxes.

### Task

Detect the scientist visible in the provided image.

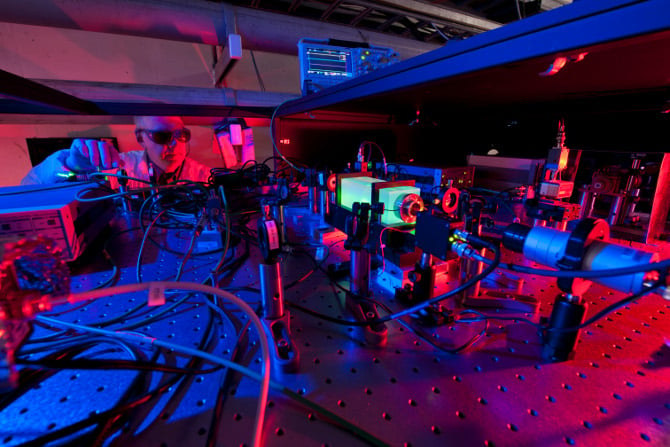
[21,116,211,188]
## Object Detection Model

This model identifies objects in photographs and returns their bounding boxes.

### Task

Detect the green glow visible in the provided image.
[339,177,382,210]
[378,185,421,226]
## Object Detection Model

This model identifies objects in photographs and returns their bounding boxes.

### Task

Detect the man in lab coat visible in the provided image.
[21,116,211,188]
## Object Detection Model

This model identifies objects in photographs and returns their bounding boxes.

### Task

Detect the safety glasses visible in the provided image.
[142,128,191,145]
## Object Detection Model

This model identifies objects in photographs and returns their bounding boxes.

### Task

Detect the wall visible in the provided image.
[0,22,301,186]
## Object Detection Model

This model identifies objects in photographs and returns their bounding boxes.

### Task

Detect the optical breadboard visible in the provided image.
[4,206,669,447]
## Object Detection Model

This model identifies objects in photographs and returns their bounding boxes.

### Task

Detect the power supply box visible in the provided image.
[0,182,114,261]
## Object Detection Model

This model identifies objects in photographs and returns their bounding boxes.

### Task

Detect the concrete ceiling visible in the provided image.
[212,0,573,43]
[0,0,574,121]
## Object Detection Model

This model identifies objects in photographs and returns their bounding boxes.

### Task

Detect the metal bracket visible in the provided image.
[263,313,299,373]
[344,296,388,346]
[214,34,243,88]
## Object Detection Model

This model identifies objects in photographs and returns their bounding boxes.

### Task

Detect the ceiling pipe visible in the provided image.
[0,0,228,46]
[0,0,444,60]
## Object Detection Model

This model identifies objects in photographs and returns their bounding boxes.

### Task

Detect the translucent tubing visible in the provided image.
[42,281,271,447]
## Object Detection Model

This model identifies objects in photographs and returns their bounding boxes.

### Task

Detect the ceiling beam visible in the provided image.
[378,14,402,31]
[0,79,298,118]
[321,1,342,20]
[0,0,228,45]
[0,0,443,59]
[541,0,573,11]
[289,0,304,13]
[0,70,104,115]
[353,0,501,32]
[233,5,443,59]
[351,7,374,26]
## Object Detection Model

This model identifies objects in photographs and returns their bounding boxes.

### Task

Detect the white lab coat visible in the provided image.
[21,150,211,189]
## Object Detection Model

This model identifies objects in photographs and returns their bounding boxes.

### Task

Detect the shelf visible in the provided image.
[276,0,670,120]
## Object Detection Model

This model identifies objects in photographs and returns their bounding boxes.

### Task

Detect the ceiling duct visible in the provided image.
[0,0,446,59]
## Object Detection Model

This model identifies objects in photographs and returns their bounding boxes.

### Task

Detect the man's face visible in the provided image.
[137,116,190,173]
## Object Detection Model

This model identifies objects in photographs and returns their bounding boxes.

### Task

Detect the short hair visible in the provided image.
[133,116,150,130]
[133,116,184,130]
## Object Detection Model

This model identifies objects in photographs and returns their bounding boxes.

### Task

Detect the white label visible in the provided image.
[265,220,280,250]
[148,285,166,307]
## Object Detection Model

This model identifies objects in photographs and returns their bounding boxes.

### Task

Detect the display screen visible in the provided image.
[306,47,352,78]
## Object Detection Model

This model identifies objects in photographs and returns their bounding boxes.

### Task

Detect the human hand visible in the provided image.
[66,139,122,172]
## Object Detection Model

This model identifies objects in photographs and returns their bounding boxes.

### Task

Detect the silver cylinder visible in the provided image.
[625,159,642,191]
[116,184,131,213]
[350,249,371,297]
[271,204,286,245]
[583,240,659,294]
[608,195,624,226]
[460,248,484,299]
[419,252,432,269]
[319,189,330,217]
[578,191,595,219]
[308,187,318,214]
[260,262,283,319]
[522,226,571,269]
[553,220,568,232]
[624,189,640,219]
[565,293,584,304]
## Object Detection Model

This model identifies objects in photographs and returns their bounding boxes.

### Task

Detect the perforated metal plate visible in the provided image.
[3,207,670,447]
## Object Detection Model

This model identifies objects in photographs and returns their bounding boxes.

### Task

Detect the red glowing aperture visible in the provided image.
[540,52,589,76]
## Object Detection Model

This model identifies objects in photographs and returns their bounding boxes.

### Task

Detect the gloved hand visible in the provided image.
[65,139,122,172]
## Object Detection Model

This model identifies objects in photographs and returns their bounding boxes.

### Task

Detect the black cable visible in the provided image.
[4,338,143,441]
[16,358,223,375]
[22,349,157,447]
[40,249,119,320]
[250,49,266,91]
[16,301,220,447]
[289,292,490,354]
[23,293,194,352]
[374,242,501,324]
[366,296,490,355]
[2,340,131,413]
[108,305,219,445]
[552,280,662,333]
[287,300,359,326]
[138,183,209,233]
[469,232,670,280]
[456,311,544,330]
[278,387,391,447]
[284,244,331,290]
[458,280,662,335]
[174,225,200,281]
[290,241,500,327]
[85,349,157,447]
[287,240,500,327]
[205,317,253,447]
[212,242,251,288]
[0,182,99,196]
[501,258,670,279]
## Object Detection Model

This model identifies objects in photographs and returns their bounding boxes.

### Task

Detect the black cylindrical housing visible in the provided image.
[542,296,587,362]
[502,223,532,253]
